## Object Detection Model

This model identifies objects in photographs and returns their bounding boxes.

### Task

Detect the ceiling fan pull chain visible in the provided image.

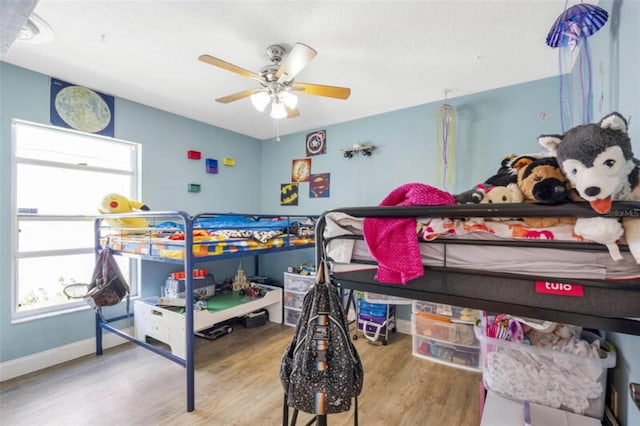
[274,119,280,141]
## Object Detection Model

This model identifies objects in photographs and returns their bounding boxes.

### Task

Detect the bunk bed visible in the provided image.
[93,211,316,412]
[316,202,640,336]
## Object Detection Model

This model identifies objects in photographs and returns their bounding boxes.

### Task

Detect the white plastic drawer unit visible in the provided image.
[283,272,315,293]
[413,313,478,346]
[412,334,481,372]
[412,300,480,323]
[283,272,315,327]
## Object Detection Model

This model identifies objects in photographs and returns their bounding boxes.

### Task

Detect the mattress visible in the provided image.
[324,212,640,281]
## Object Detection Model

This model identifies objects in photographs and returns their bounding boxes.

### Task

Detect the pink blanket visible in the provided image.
[363,183,456,284]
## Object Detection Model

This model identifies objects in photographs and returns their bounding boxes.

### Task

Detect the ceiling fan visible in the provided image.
[198,43,351,119]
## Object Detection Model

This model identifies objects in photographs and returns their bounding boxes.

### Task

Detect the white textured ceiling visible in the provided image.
[1,0,583,140]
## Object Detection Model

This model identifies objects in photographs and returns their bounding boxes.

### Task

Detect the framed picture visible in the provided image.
[309,173,330,198]
[306,130,326,156]
[50,78,115,136]
[291,158,311,182]
[280,183,299,206]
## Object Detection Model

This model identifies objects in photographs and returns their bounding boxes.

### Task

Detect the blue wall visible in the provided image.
[0,61,562,360]
[257,77,564,281]
[0,62,263,361]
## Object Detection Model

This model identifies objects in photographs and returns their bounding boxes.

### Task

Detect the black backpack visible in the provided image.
[280,260,364,417]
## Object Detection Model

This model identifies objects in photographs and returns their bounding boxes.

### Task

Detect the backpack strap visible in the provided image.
[315,259,330,286]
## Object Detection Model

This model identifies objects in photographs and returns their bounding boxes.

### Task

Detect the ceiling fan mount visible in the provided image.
[198,42,351,119]
[265,44,286,64]
[258,45,287,83]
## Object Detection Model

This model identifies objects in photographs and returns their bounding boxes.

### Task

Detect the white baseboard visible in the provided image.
[0,328,132,382]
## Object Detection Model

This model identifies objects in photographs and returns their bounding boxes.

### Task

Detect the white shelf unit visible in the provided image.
[283,272,315,327]
[411,300,481,372]
[134,284,282,359]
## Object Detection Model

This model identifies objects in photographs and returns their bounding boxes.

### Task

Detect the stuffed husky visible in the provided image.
[540,112,638,262]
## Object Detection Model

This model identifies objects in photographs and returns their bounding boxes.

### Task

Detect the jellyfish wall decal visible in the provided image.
[436,103,456,189]
[546,3,608,132]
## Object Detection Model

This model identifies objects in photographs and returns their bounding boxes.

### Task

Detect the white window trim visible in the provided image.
[11,119,142,322]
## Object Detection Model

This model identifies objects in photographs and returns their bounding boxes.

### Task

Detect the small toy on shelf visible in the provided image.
[341,143,375,158]
[232,262,250,292]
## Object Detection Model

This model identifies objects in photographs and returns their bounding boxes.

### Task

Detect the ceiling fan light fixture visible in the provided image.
[270,101,288,119]
[279,91,298,109]
[250,91,271,112]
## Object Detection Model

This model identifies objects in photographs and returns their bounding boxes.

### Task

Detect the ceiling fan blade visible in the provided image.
[275,43,317,82]
[285,106,300,118]
[199,54,261,81]
[292,82,351,100]
[215,88,258,104]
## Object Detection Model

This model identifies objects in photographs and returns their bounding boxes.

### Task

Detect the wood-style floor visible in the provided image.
[0,323,481,426]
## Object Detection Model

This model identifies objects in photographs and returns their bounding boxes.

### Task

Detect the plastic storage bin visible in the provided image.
[411,300,480,371]
[413,300,480,322]
[283,272,315,293]
[284,308,302,328]
[283,272,315,327]
[413,313,477,346]
[283,291,306,310]
[413,335,480,371]
[358,300,388,317]
[164,273,215,298]
[475,326,616,419]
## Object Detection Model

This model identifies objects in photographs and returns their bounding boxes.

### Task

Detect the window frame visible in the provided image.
[11,119,142,322]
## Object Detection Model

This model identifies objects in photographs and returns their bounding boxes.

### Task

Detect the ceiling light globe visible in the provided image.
[279,91,298,109]
[250,91,271,112]
[270,101,288,119]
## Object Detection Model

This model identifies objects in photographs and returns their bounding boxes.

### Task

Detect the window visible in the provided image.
[12,120,141,320]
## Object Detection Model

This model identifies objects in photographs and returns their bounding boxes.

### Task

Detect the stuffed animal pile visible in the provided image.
[453,112,636,262]
[455,153,576,227]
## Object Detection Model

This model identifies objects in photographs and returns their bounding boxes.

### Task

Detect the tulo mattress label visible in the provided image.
[535,281,584,297]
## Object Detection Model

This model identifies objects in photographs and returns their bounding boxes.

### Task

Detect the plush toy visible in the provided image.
[454,155,523,205]
[456,153,574,226]
[484,154,519,187]
[479,183,524,221]
[99,193,150,233]
[453,184,489,204]
[509,155,577,228]
[481,184,524,205]
[510,155,574,204]
[539,112,636,262]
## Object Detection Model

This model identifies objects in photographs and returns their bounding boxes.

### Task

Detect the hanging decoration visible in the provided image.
[546,2,608,132]
[436,97,456,189]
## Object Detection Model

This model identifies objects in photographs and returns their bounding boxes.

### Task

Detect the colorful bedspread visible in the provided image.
[103,215,316,260]
[105,234,315,259]
[419,218,587,242]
